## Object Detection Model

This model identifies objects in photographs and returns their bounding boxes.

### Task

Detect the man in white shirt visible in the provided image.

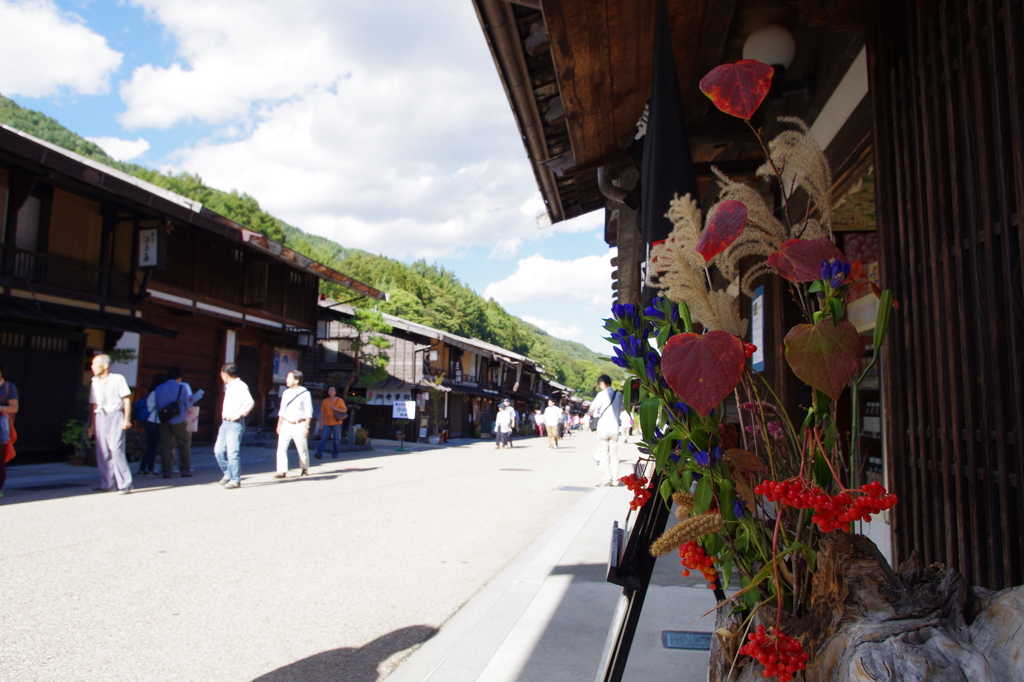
[275,370,313,478]
[215,363,254,489]
[494,400,512,449]
[589,375,622,487]
[543,399,563,449]
[87,354,133,494]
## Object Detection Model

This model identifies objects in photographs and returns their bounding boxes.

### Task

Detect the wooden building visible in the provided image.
[472,0,1024,591]
[308,299,553,441]
[0,125,382,453]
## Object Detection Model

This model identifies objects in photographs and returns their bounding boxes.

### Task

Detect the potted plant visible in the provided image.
[60,418,91,465]
[355,428,369,446]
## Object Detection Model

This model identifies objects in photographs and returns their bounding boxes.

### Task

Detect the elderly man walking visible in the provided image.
[215,363,254,489]
[275,370,313,478]
[87,354,134,494]
[589,375,623,487]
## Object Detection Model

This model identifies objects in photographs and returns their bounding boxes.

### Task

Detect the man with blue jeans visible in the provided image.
[215,363,254,489]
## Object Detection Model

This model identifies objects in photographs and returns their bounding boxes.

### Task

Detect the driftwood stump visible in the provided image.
[708,533,1024,681]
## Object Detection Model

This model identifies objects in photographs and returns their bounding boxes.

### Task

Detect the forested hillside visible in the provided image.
[0,96,621,393]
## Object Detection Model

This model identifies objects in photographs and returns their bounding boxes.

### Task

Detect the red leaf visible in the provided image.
[696,200,747,262]
[699,60,775,120]
[767,237,846,282]
[661,332,745,418]
[784,319,862,400]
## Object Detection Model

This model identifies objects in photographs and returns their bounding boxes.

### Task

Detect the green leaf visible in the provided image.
[660,478,674,504]
[719,479,737,522]
[694,476,712,515]
[720,560,735,590]
[784,319,862,400]
[808,280,824,293]
[873,289,893,350]
[639,397,660,443]
[678,301,693,333]
[827,297,844,324]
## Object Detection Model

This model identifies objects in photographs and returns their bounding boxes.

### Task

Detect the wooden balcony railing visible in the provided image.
[4,247,132,301]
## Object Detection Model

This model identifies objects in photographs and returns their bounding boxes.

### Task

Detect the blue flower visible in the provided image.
[674,402,690,417]
[669,450,680,464]
[670,305,679,323]
[651,296,663,306]
[610,355,628,369]
[692,472,703,481]
[711,445,723,463]
[654,427,664,440]
[733,499,746,518]
[644,305,665,320]
[637,446,651,455]
[820,258,853,288]
[688,442,699,458]
[695,449,710,467]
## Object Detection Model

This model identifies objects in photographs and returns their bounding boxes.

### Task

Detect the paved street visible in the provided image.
[0,430,623,682]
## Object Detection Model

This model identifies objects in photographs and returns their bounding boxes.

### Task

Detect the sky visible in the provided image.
[0,0,617,354]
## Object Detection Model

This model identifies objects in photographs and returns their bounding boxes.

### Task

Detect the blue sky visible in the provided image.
[0,0,617,354]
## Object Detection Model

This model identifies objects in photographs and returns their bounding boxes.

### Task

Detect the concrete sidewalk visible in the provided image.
[386,481,718,682]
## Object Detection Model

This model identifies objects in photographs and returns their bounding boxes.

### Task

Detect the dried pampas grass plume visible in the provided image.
[757,116,834,235]
[647,194,746,336]
[673,491,696,519]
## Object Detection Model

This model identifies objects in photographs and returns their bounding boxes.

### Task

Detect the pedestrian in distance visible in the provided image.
[315,385,347,460]
[533,409,544,437]
[589,375,623,487]
[494,401,512,449]
[619,408,634,443]
[543,399,562,449]
[275,370,313,478]
[153,366,193,478]
[0,358,19,499]
[87,354,133,494]
[133,373,166,476]
[215,363,254,488]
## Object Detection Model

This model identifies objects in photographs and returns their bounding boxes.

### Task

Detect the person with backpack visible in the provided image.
[134,373,166,476]
[153,366,193,479]
[588,375,623,487]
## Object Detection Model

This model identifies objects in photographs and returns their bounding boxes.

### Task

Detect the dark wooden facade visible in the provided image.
[0,126,381,453]
[866,0,1024,589]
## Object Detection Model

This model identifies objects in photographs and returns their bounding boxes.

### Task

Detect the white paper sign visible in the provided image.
[138,228,159,267]
[392,401,416,419]
[751,286,765,371]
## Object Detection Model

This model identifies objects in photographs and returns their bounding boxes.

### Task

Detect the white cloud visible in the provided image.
[483,252,615,309]
[130,0,563,259]
[490,238,523,259]
[0,0,122,97]
[520,315,583,342]
[85,135,150,161]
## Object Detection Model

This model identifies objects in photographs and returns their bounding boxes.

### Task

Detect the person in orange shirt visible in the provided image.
[315,386,348,459]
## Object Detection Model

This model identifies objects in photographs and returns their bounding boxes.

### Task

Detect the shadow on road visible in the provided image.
[251,624,438,682]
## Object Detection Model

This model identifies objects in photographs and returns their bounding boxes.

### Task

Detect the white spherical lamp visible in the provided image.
[742,24,796,69]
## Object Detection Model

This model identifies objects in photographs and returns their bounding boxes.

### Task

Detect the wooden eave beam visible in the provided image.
[472,0,565,223]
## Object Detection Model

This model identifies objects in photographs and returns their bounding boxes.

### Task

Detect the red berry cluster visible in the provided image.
[754,478,898,533]
[679,540,718,589]
[737,625,808,682]
[743,342,758,358]
[620,474,652,510]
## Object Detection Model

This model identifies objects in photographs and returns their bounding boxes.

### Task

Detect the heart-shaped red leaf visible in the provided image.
[767,237,846,282]
[784,319,862,400]
[699,60,775,120]
[696,200,747,262]
[661,331,745,418]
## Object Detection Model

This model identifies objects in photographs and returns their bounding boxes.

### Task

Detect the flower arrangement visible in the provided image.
[603,60,898,681]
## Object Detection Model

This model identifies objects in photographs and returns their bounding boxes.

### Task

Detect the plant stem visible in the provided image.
[746,119,792,227]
